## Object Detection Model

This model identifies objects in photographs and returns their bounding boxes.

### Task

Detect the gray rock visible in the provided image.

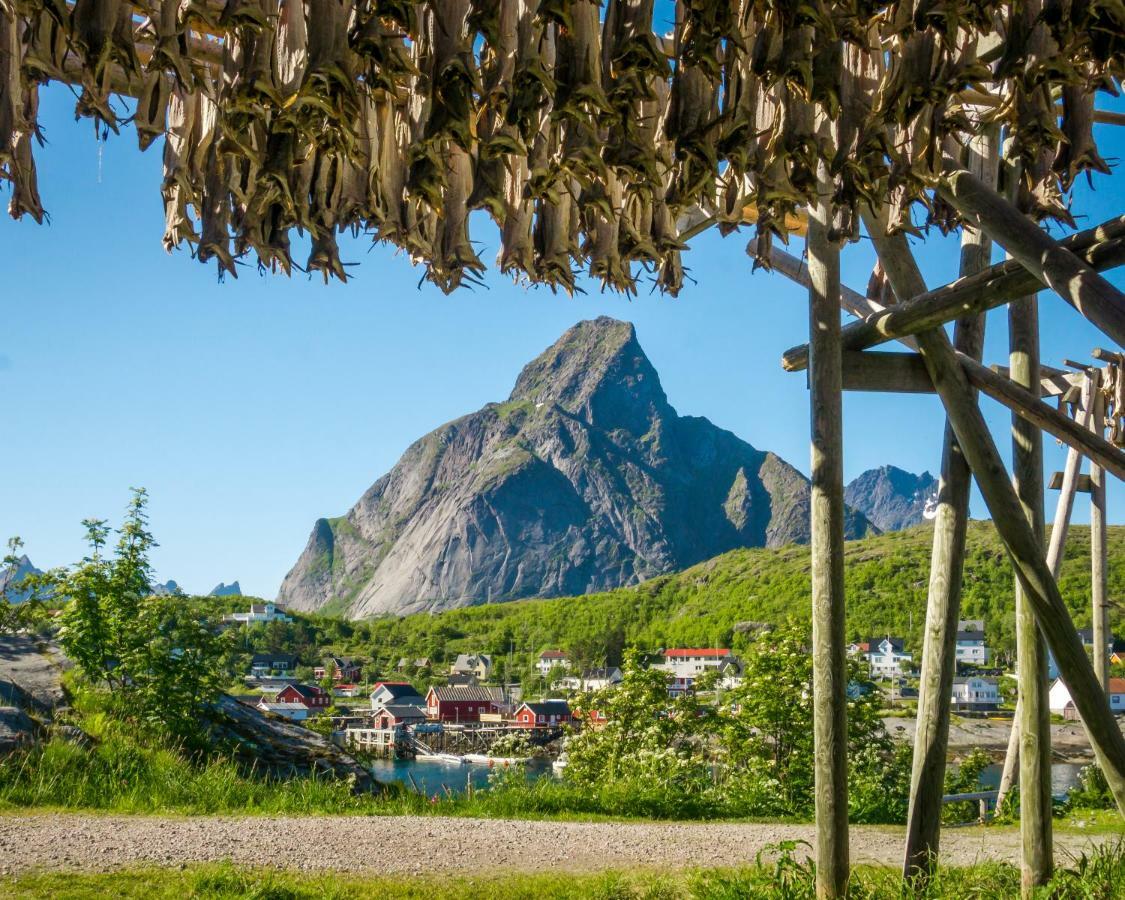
[279,318,875,618]
[0,706,39,755]
[209,695,382,795]
[209,581,242,597]
[845,465,938,532]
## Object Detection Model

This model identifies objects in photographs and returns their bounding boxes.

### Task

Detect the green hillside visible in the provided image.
[341,521,1123,676]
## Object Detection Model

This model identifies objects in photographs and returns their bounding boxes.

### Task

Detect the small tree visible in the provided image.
[51,489,230,744]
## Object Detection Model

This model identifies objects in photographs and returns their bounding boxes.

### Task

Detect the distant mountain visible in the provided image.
[210,581,242,597]
[279,317,875,619]
[845,466,939,532]
[0,555,42,603]
[152,580,182,596]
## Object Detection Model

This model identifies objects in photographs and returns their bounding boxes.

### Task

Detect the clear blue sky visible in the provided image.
[2,83,1122,599]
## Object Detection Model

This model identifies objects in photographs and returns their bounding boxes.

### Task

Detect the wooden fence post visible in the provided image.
[808,158,850,900]
[903,126,997,883]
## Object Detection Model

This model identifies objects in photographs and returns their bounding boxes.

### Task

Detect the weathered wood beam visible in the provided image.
[902,126,996,885]
[1008,183,1052,887]
[1047,471,1093,492]
[1090,373,1109,692]
[779,217,1125,372]
[939,163,1125,346]
[997,377,1093,812]
[807,159,850,900]
[841,351,933,393]
[745,244,895,328]
[862,207,1125,819]
[958,355,1125,482]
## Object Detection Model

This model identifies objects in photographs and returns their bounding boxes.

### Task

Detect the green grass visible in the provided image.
[5,843,1125,900]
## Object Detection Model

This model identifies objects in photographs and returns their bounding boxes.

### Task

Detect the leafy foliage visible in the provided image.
[47,490,231,745]
[562,626,911,823]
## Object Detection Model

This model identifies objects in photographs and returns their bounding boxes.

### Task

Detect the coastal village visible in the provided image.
[228,601,1125,763]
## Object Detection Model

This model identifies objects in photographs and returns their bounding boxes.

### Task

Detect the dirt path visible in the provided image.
[0,813,1115,876]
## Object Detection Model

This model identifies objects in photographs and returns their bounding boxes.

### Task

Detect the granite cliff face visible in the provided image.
[278,318,874,618]
[845,465,938,532]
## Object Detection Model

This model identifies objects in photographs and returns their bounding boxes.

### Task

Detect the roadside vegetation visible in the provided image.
[4,841,1124,899]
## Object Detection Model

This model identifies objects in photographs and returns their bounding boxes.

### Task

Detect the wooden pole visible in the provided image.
[861,208,1125,817]
[903,127,997,883]
[808,159,850,900]
[995,387,1091,811]
[1090,373,1109,692]
[1010,289,1053,893]
[939,164,1125,346]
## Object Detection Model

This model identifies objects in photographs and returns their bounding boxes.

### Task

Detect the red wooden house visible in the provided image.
[314,656,362,682]
[424,685,504,723]
[276,683,331,709]
[513,700,573,728]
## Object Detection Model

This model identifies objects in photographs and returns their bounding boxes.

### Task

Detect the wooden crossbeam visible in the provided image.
[959,355,1125,482]
[779,215,1125,372]
[939,163,1125,346]
[1048,471,1093,492]
[841,351,933,393]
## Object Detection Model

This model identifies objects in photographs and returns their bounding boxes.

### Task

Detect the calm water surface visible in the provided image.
[371,757,1090,800]
[370,757,554,796]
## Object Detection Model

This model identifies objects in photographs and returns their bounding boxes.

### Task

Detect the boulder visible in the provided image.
[209,695,382,795]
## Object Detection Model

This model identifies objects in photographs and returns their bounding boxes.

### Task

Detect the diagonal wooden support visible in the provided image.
[958,356,1125,482]
[862,209,1125,818]
[902,126,995,883]
[779,216,1125,372]
[939,164,1125,346]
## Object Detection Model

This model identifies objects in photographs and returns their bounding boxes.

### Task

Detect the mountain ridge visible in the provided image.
[278,318,875,619]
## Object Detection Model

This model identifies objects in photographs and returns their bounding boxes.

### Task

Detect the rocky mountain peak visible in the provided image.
[278,319,877,619]
[0,555,42,603]
[845,465,938,532]
[508,317,669,434]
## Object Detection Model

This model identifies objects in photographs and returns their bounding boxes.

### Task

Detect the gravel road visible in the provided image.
[0,813,1115,876]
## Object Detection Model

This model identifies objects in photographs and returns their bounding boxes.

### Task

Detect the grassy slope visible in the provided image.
[353,522,1124,664]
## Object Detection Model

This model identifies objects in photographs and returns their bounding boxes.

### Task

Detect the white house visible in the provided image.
[224,602,292,625]
[369,681,425,709]
[954,621,989,667]
[536,650,571,677]
[560,667,624,692]
[656,648,732,678]
[1048,678,1125,720]
[864,637,913,679]
[256,699,308,721]
[950,676,1000,711]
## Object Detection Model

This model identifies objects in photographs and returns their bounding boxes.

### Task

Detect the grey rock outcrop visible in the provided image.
[211,696,381,794]
[210,581,242,597]
[280,318,875,618]
[845,465,938,532]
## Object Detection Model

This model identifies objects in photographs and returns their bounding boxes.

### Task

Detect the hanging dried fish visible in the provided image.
[1054,84,1110,189]
[70,0,142,128]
